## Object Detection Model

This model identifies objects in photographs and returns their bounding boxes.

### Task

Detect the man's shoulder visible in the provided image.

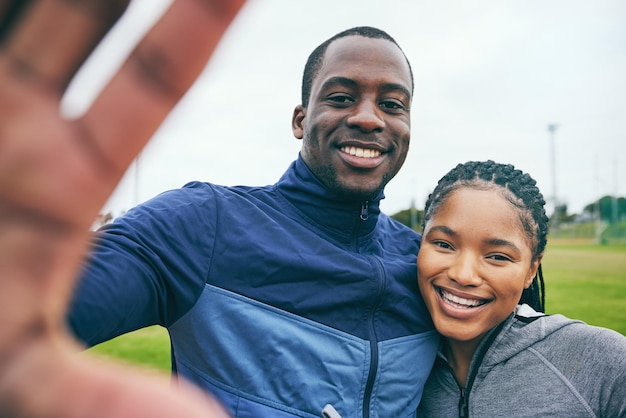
[149,181,274,207]
[379,213,421,237]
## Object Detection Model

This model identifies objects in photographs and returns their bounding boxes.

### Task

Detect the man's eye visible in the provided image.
[328,95,354,104]
[379,100,406,112]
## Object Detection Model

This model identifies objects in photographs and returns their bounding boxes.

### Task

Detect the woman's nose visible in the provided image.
[448,252,482,287]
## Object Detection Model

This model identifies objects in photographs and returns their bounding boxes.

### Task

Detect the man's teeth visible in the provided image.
[440,289,486,308]
[341,146,381,158]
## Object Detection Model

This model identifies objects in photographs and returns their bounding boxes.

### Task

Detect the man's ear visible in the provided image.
[525,254,543,288]
[292,105,305,139]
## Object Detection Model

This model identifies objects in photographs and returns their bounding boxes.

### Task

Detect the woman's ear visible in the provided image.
[292,105,306,139]
[525,254,544,288]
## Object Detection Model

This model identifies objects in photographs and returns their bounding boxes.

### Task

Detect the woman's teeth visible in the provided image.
[440,288,487,308]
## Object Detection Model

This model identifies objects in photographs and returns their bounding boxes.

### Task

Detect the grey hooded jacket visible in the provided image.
[418,305,626,417]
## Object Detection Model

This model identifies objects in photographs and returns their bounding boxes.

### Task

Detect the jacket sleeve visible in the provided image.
[553,321,626,417]
[592,326,626,417]
[67,183,217,347]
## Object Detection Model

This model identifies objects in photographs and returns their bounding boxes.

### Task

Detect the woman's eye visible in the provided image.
[486,254,512,262]
[433,240,453,250]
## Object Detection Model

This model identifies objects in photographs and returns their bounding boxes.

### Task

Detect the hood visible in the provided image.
[477,304,584,369]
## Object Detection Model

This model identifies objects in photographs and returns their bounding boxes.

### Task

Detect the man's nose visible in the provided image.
[346,99,385,132]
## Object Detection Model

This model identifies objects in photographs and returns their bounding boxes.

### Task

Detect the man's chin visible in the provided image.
[332,183,383,203]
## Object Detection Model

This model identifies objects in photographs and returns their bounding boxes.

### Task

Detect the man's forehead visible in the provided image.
[318,36,412,91]
[325,35,399,55]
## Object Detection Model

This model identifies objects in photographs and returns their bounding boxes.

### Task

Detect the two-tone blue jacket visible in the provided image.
[69,155,438,418]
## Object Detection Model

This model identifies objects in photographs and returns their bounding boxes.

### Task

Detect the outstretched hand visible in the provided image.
[0,1,244,416]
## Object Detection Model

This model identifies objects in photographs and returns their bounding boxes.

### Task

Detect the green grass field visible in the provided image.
[88,325,171,371]
[542,239,626,335]
[89,240,626,371]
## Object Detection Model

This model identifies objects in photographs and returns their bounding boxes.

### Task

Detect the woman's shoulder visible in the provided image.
[539,314,624,342]
[503,306,626,366]
[495,311,626,416]
[515,312,626,368]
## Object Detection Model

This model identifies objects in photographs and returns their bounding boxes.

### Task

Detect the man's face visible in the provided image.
[292,36,412,201]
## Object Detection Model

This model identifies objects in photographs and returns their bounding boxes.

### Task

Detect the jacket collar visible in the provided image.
[275,154,384,238]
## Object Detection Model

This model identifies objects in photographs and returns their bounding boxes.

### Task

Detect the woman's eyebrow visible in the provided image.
[484,238,521,253]
[425,225,456,237]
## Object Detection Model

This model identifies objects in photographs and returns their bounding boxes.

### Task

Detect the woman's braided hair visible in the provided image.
[422,160,549,312]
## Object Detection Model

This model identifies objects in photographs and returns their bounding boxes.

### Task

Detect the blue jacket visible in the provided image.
[69,155,438,418]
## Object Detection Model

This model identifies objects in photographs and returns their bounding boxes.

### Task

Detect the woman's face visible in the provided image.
[418,188,540,345]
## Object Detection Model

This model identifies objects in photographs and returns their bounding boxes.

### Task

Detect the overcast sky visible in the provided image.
[63,0,626,218]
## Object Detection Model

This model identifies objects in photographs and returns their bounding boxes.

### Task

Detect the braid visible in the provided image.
[423,160,549,312]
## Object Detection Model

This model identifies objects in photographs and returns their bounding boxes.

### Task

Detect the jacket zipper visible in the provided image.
[434,358,469,418]
[360,201,369,220]
[454,319,508,417]
[355,201,379,418]
[458,387,468,418]
[362,256,385,418]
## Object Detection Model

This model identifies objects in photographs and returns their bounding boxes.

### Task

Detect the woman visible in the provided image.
[417,160,626,417]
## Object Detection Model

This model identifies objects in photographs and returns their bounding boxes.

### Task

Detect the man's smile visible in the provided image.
[340,145,381,158]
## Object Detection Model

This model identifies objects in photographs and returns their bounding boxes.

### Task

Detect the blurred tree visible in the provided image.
[584,196,626,223]
[390,208,424,231]
[549,204,571,228]
[392,195,625,231]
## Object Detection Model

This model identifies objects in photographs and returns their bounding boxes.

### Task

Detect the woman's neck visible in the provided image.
[442,338,481,388]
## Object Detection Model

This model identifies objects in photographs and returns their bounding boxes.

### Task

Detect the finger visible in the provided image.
[79,0,245,201]
[0,333,231,418]
[0,0,245,229]
[0,208,87,349]
[1,0,130,92]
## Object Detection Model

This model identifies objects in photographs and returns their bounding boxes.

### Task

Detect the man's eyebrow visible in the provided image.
[320,77,411,99]
[320,76,358,90]
[380,82,411,100]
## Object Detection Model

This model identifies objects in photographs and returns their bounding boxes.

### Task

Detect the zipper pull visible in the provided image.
[321,404,342,418]
[360,201,369,221]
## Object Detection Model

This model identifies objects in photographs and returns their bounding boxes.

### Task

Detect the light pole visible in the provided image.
[547,123,559,232]
[410,178,417,230]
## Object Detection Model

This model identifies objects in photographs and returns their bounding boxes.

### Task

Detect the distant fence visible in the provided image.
[551,221,626,245]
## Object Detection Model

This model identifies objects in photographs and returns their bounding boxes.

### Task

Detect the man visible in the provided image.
[1,3,439,418]
[69,24,438,417]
